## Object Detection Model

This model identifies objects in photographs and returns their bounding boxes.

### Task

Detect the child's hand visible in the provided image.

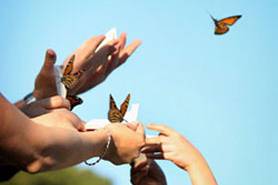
[142,124,218,185]
[142,124,202,171]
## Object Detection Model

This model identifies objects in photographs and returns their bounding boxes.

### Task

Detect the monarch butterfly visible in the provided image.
[210,15,242,35]
[61,54,84,110]
[108,94,130,123]
[61,55,84,89]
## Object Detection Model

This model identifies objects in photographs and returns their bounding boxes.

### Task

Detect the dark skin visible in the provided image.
[131,159,167,185]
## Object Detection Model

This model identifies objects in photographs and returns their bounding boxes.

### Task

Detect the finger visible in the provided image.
[119,40,141,65]
[136,123,145,137]
[68,119,86,131]
[39,96,71,110]
[131,159,148,172]
[145,136,161,145]
[77,121,86,132]
[65,111,86,131]
[126,122,139,131]
[145,152,165,160]
[82,35,105,58]
[147,124,175,136]
[88,44,117,71]
[118,32,127,50]
[141,144,162,153]
[40,49,56,73]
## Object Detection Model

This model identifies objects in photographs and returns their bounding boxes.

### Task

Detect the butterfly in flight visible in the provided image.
[210,15,242,35]
[108,94,130,123]
[61,54,85,110]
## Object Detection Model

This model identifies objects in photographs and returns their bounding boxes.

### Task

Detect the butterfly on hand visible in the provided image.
[61,54,84,110]
[61,55,84,89]
[108,94,130,123]
[210,15,242,35]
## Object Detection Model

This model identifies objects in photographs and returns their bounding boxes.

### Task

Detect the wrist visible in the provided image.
[81,128,111,158]
[185,153,218,185]
[186,153,208,173]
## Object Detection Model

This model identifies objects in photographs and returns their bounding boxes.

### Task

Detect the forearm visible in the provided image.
[0,94,109,172]
[0,94,42,169]
[186,154,217,185]
[35,128,110,172]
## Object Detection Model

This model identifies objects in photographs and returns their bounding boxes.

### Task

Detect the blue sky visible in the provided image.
[0,0,277,185]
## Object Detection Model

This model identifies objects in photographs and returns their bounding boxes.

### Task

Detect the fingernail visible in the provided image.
[47,49,56,61]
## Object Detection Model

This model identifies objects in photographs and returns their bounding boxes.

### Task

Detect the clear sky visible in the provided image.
[0,0,277,185]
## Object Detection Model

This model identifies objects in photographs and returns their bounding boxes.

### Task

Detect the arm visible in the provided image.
[0,93,109,172]
[1,93,145,172]
[142,124,217,185]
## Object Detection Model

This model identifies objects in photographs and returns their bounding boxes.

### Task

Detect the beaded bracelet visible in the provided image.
[84,134,112,166]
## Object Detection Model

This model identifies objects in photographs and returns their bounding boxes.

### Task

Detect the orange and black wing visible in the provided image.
[109,94,119,110]
[218,15,241,26]
[215,26,229,35]
[67,95,83,110]
[63,55,75,76]
[120,94,130,117]
[108,94,123,123]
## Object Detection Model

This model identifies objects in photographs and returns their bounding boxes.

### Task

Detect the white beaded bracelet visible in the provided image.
[84,134,112,166]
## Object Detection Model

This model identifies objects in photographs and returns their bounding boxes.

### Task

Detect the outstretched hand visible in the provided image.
[63,33,141,95]
[141,124,202,171]
[32,33,141,99]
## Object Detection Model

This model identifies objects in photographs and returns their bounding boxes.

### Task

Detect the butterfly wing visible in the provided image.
[215,25,229,35]
[61,62,84,89]
[63,55,75,76]
[67,95,83,110]
[61,72,82,89]
[120,94,130,117]
[218,15,241,26]
[108,94,123,123]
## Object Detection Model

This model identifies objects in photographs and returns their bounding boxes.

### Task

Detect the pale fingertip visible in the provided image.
[79,123,86,132]
[120,32,127,38]
[134,39,142,46]
[147,123,156,128]
[97,34,105,39]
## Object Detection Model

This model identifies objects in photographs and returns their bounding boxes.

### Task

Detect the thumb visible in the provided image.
[40,49,56,73]
[136,123,145,138]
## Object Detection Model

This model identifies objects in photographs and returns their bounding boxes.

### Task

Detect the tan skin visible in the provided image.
[131,124,217,185]
[32,33,141,100]
[0,94,144,173]
[17,33,141,116]
[5,32,142,178]
[131,159,167,185]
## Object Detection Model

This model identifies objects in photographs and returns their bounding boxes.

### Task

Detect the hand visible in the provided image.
[63,33,141,95]
[142,124,202,171]
[33,49,57,100]
[31,108,85,132]
[103,123,145,165]
[142,124,218,185]
[20,96,71,118]
[131,159,167,185]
